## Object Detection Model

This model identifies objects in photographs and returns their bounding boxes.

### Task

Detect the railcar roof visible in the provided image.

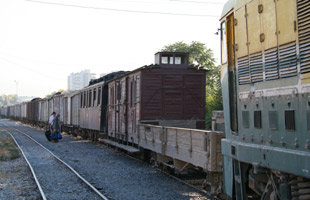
[30,97,41,102]
[220,0,235,20]
[87,71,129,87]
[106,63,205,84]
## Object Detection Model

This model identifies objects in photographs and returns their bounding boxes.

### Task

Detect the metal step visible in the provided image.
[98,138,140,153]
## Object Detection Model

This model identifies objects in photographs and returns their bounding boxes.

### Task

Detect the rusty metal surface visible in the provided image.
[26,98,41,122]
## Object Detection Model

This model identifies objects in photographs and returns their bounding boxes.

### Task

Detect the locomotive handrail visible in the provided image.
[138,123,225,135]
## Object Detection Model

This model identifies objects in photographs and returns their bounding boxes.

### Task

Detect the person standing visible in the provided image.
[51,114,61,142]
[45,112,56,141]
[49,112,56,131]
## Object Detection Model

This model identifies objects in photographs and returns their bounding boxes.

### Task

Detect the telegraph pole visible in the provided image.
[14,80,18,103]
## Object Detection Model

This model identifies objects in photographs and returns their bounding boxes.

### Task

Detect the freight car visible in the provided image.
[220,0,310,199]
[107,52,206,144]
[78,71,128,139]
[1,51,226,194]
[62,91,80,135]
[0,106,8,118]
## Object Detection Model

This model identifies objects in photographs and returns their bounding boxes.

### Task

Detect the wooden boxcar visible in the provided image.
[26,98,41,125]
[79,71,128,139]
[0,106,8,118]
[71,91,81,128]
[52,93,65,123]
[21,102,27,121]
[107,52,206,144]
[38,98,49,127]
[62,91,81,134]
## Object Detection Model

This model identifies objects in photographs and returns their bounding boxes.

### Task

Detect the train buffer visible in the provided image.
[98,138,140,153]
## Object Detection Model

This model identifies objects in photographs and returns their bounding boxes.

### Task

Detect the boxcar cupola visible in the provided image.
[155,52,189,67]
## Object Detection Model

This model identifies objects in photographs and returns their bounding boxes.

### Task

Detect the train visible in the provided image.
[220,0,310,199]
[1,52,225,194]
[3,0,308,198]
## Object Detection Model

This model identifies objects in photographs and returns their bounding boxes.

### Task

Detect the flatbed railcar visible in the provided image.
[220,0,310,199]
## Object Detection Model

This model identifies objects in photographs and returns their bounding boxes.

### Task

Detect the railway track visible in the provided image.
[0,119,214,200]
[0,121,109,200]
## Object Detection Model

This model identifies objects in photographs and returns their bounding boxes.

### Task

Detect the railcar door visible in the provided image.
[223,13,238,133]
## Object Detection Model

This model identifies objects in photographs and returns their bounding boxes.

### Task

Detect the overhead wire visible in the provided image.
[80,0,224,5]
[0,50,81,68]
[0,55,66,81]
[169,0,224,4]
[24,0,220,17]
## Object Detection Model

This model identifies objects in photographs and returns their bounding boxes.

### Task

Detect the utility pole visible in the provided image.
[14,80,18,103]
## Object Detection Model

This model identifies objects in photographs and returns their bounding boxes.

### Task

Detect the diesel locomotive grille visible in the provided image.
[265,48,279,81]
[297,0,310,74]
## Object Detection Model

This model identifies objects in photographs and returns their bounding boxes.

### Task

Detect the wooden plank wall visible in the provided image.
[137,124,224,172]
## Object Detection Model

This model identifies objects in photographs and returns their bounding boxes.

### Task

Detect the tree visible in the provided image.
[161,41,219,90]
[0,94,18,106]
[161,41,222,129]
[45,89,66,99]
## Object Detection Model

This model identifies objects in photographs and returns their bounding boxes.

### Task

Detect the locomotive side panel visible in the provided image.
[221,0,310,199]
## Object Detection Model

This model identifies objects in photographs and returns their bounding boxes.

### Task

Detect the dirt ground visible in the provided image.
[0,131,40,200]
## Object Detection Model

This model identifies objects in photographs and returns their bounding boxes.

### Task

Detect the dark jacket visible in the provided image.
[52,116,60,133]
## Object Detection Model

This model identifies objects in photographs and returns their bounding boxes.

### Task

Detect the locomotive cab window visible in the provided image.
[221,21,228,65]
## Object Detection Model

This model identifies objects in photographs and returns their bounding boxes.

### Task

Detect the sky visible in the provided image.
[0,0,226,98]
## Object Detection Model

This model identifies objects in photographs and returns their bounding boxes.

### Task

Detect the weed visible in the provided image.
[0,132,20,161]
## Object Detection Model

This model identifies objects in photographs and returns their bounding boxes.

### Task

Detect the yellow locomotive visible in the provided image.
[220,0,310,199]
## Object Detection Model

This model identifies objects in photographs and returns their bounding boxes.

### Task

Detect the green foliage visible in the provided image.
[161,41,223,130]
[205,83,223,129]
[45,89,66,99]
[161,41,219,91]
[0,132,20,161]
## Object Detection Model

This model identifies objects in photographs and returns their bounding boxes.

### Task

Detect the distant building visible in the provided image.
[67,70,96,91]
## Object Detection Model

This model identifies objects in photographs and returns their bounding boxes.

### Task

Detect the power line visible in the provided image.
[24,0,220,17]
[82,0,224,5]
[169,0,224,4]
[0,56,66,81]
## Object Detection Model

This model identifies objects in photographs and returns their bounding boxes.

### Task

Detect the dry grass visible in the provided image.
[0,132,20,161]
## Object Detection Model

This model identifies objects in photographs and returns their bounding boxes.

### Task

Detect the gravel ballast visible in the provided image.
[0,119,212,200]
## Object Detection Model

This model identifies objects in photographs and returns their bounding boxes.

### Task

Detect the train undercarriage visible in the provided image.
[233,161,310,200]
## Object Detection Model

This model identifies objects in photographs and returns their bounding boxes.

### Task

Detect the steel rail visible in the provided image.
[2,123,109,200]
[0,127,47,200]
[122,149,217,200]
